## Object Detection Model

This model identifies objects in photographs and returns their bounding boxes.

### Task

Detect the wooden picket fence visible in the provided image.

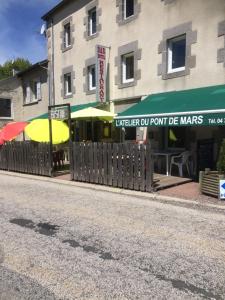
[71,142,153,192]
[0,142,51,176]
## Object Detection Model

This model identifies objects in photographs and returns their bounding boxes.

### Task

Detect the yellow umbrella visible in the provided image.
[71,107,116,122]
[25,119,69,144]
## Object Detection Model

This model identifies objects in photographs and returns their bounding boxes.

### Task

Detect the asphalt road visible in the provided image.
[0,173,225,299]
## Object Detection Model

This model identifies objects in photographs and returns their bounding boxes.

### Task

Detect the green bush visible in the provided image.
[217,139,225,174]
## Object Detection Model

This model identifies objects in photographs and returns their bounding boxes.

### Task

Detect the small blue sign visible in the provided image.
[220,180,225,200]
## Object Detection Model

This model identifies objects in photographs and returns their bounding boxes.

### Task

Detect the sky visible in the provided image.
[0,0,61,65]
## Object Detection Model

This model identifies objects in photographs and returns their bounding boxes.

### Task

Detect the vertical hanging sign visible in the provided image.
[96,45,107,103]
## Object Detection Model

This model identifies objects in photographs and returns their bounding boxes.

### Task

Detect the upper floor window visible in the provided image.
[116,0,141,26]
[88,7,97,36]
[64,23,71,48]
[123,0,134,19]
[33,80,41,101]
[167,35,186,74]
[0,99,12,119]
[122,52,134,83]
[64,73,72,96]
[88,65,96,91]
[24,79,41,104]
[24,85,31,104]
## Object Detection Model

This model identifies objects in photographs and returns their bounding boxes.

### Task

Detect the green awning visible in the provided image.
[115,85,225,127]
[29,102,99,121]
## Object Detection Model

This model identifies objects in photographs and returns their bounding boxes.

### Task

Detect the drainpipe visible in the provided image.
[48,18,55,106]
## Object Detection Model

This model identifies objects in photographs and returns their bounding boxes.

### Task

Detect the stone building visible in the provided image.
[0,60,49,129]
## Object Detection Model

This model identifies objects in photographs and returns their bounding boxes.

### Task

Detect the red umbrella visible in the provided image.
[0,122,28,142]
[0,129,3,145]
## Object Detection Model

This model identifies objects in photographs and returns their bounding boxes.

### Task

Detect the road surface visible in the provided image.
[0,173,225,299]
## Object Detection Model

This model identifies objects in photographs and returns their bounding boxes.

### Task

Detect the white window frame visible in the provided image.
[122,52,134,84]
[88,64,96,91]
[167,35,186,74]
[33,79,41,101]
[0,98,13,120]
[88,7,97,36]
[64,23,71,48]
[64,73,72,96]
[123,0,134,20]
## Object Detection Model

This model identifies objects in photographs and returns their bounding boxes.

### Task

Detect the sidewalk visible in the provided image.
[1,170,225,210]
[55,173,223,206]
[158,181,223,206]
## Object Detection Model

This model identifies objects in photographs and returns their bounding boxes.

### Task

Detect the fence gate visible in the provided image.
[0,141,52,177]
[71,142,153,192]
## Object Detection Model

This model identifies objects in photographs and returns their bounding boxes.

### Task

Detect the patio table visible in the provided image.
[153,150,181,176]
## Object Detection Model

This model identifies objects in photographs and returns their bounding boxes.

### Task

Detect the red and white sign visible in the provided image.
[96,45,107,103]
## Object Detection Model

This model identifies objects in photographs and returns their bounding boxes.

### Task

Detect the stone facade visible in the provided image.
[43,0,225,113]
[0,61,48,129]
[0,77,22,128]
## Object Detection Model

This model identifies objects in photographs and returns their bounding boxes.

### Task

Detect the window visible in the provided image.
[167,35,186,73]
[64,73,72,96]
[125,127,136,140]
[167,127,186,149]
[64,23,71,48]
[32,80,41,101]
[88,7,97,36]
[24,85,31,104]
[88,65,96,91]
[122,53,134,83]
[123,0,134,19]
[103,124,111,138]
[0,99,12,118]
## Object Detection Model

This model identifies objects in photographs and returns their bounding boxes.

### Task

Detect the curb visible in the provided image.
[0,170,225,211]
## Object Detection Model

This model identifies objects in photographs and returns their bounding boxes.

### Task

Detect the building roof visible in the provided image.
[16,60,48,77]
[42,0,72,21]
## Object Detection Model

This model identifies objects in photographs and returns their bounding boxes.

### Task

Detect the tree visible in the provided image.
[0,58,31,80]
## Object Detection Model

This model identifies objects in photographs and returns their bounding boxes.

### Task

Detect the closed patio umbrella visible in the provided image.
[0,122,28,143]
[25,119,69,144]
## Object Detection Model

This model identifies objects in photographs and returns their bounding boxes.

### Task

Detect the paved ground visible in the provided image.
[55,173,221,206]
[1,174,225,299]
[158,182,222,205]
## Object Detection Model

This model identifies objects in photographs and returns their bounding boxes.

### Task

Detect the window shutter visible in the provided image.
[26,85,31,103]
[37,80,41,100]
[122,0,125,19]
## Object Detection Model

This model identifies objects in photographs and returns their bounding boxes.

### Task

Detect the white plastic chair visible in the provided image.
[169,151,191,177]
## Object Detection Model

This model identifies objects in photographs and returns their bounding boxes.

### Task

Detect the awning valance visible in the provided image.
[115,85,225,127]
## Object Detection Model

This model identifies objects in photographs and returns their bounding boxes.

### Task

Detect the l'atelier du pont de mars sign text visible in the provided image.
[116,113,225,127]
